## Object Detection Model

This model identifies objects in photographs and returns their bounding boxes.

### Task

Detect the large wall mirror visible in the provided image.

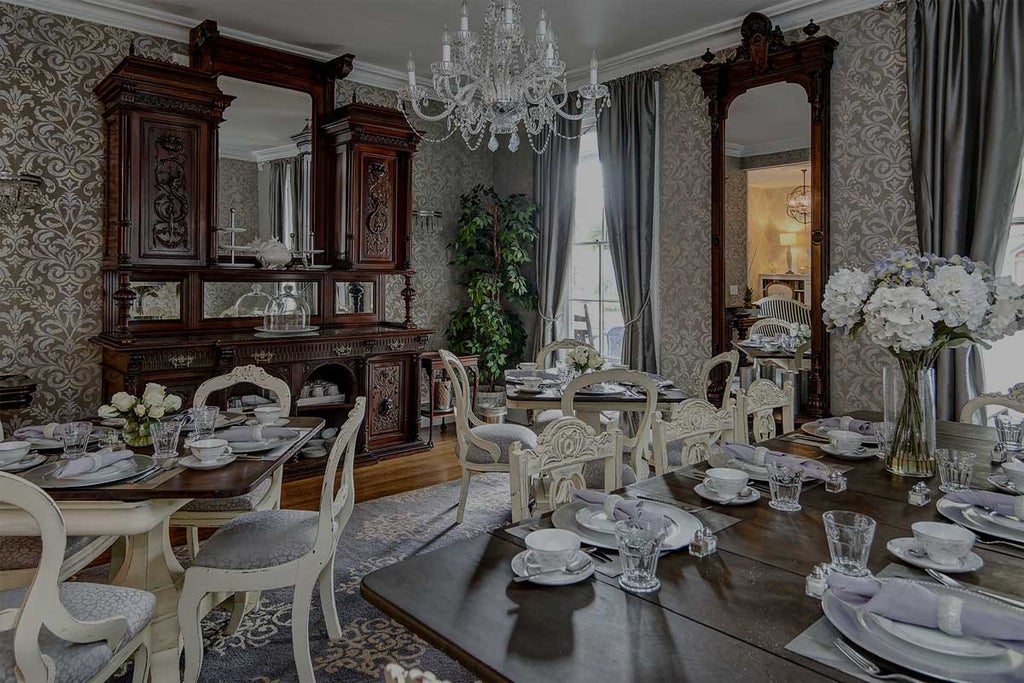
[697,13,837,417]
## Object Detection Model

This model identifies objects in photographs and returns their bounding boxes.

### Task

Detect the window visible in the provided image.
[982,167,1024,392]
[563,130,624,362]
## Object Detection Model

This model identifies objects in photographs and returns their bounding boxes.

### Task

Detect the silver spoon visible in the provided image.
[721,487,756,503]
[515,555,591,583]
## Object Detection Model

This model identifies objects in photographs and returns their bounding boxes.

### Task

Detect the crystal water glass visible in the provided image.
[190,406,219,440]
[873,421,894,460]
[936,449,976,493]
[995,415,1024,454]
[60,421,92,460]
[823,510,876,577]
[149,419,183,467]
[615,519,666,594]
[767,462,804,512]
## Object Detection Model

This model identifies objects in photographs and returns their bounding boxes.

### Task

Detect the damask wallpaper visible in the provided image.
[216,157,259,246]
[723,156,747,307]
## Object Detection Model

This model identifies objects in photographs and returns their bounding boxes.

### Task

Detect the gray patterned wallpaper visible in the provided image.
[723,156,747,307]
[216,157,259,246]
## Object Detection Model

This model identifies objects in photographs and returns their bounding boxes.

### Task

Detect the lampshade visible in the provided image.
[779,232,798,246]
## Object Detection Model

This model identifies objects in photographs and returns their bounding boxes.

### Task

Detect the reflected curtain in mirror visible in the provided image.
[261,157,301,249]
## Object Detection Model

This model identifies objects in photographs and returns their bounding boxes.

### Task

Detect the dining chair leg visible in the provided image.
[107,536,126,583]
[178,579,207,683]
[186,527,201,559]
[225,590,259,634]
[130,636,150,683]
[291,575,317,683]
[318,556,342,640]
[455,468,471,523]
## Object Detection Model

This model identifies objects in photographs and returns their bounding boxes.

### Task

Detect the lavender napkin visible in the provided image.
[15,423,104,440]
[56,449,134,478]
[723,443,831,480]
[827,574,1024,644]
[947,490,1020,517]
[570,489,673,533]
[815,417,875,435]
[215,425,297,443]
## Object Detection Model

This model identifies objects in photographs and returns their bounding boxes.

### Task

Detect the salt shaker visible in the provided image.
[825,470,847,493]
[908,481,931,506]
[805,562,831,599]
[992,443,1008,465]
[689,528,718,558]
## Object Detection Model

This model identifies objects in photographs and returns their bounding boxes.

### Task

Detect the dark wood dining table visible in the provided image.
[361,416,1024,682]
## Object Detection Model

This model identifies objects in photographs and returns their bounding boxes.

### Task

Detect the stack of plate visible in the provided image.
[938,496,1024,544]
[550,500,702,551]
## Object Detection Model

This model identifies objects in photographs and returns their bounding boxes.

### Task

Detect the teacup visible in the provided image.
[748,334,763,345]
[253,405,282,425]
[1002,459,1024,489]
[524,529,580,571]
[190,438,232,462]
[761,340,781,352]
[911,521,975,566]
[521,378,543,391]
[828,429,864,454]
[0,441,32,466]
[517,362,539,371]
[703,467,749,498]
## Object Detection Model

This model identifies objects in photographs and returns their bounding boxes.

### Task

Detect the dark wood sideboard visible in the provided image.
[90,27,433,474]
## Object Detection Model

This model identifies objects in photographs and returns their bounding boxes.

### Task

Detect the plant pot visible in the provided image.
[122,416,156,448]
[477,388,506,410]
[883,358,937,478]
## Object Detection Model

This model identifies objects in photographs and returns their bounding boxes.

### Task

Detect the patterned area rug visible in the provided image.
[105,473,511,682]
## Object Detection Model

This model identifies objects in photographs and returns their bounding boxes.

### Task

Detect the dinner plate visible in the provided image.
[512,387,546,396]
[227,436,294,453]
[0,453,47,472]
[820,443,877,460]
[181,412,246,433]
[511,550,594,586]
[574,505,618,534]
[822,581,1024,682]
[870,613,1007,659]
[939,498,1024,544]
[886,537,984,574]
[575,383,626,396]
[802,420,878,445]
[179,454,235,470]
[984,511,1024,533]
[505,369,559,384]
[988,474,1022,495]
[22,454,153,489]
[551,500,701,551]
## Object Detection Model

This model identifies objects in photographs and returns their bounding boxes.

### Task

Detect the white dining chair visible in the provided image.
[691,350,739,403]
[179,397,366,683]
[959,382,1024,424]
[0,534,119,590]
[531,339,605,433]
[509,416,623,522]
[652,399,733,475]
[754,295,810,325]
[0,472,154,683]
[748,317,793,339]
[734,378,795,444]
[385,663,451,683]
[440,350,538,523]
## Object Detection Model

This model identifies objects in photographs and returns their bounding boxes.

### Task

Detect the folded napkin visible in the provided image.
[827,573,1024,644]
[215,425,297,443]
[14,423,103,440]
[56,449,134,478]
[570,489,672,533]
[815,416,875,435]
[723,443,831,480]
[948,490,1021,518]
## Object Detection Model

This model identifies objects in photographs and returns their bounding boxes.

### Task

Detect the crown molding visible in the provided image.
[725,137,810,158]
[566,0,880,88]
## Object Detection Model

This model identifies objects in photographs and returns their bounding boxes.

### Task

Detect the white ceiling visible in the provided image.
[726,82,810,156]
[219,77,311,160]
[747,163,810,189]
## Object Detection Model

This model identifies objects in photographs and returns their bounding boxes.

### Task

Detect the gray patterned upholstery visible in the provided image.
[582,461,637,489]
[193,509,319,570]
[666,440,684,467]
[180,478,273,513]
[0,582,155,683]
[463,424,537,464]
[0,535,104,571]
[533,409,612,433]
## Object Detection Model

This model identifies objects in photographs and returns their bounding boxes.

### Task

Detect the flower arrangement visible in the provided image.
[565,345,605,374]
[98,383,183,447]
[823,249,1024,475]
[789,322,811,344]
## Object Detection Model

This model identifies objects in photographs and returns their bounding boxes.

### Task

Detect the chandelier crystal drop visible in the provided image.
[786,168,812,224]
[398,0,610,153]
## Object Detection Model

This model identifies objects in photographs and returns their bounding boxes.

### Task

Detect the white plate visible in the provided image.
[574,505,618,534]
[552,500,702,551]
[576,383,626,396]
[984,511,1024,533]
[63,458,137,481]
[942,499,1024,544]
[823,581,1024,682]
[228,436,294,453]
[988,475,1023,495]
[802,420,878,445]
[27,437,63,450]
[22,455,153,489]
[179,454,236,470]
[181,412,246,433]
[512,387,546,396]
[301,448,328,459]
[820,443,877,460]
[0,454,47,472]
[511,550,594,586]
[870,613,1007,659]
[886,537,984,574]
[694,482,761,505]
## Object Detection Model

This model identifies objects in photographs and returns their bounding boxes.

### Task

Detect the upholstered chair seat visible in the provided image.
[463,424,538,464]
[0,535,105,571]
[192,509,319,571]
[532,409,611,434]
[179,479,272,513]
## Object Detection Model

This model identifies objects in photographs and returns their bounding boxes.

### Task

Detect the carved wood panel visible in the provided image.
[368,358,405,439]
[356,151,397,265]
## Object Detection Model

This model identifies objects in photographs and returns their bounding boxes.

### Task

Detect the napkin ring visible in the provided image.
[936,595,964,637]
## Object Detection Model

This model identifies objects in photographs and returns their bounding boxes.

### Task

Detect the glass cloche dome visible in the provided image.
[261,284,313,334]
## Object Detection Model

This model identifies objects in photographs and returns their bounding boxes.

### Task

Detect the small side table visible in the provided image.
[0,373,38,438]
[420,352,479,448]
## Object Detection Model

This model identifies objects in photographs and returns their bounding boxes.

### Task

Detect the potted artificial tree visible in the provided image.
[446,185,537,413]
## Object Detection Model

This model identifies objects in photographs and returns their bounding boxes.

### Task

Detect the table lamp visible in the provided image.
[779,232,798,274]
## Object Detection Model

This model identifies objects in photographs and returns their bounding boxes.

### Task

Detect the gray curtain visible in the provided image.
[531,98,582,358]
[266,157,300,246]
[597,72,660,373]
[908,0,1024,419]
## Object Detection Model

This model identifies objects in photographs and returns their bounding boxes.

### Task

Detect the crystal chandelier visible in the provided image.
[0,172,43,225]
[398,0,610,153]
[786,169,811,224]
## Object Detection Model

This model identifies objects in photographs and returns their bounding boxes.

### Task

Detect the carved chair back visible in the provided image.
[734,379,794,444]
[193,364,292,411]
[315,397,366,551]
[509,417,623,522]
[652,399,733,474]
[439,350,502,464]
[535,338,599,368]
[960,383,1024,424]
[693,350,739,402]
[748,317,793,339]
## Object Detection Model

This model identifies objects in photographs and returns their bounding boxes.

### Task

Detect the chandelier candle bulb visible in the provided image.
[537,8,546,38]
[460,1,470,31]
[406,54,416,87]
[442,28,451,63]
[590,52,599,85]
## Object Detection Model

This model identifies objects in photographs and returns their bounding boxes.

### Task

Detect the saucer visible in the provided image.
[695,482,761,505]
[886,537,983,573]
[820,443,876,460]
[301,447,328,459]
[513,387,545,395]
[510,550,594,586]
[180,454,236,470]
[0,453,47,472]
[988,474,1023,495]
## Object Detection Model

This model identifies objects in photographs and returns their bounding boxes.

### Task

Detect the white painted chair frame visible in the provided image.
[693,350,739,402]
[754,295,811,325]
[561,369,658,477]
[960,382,1024,424]
[179,397,366,683]
[0,472,151,683]
[385,663,451,683]
[652,399,733,475]
[734,379,795,444]
[534,338,599,368]
[748,317,793,339]
[440,350,519,523]
[509,417,623,522]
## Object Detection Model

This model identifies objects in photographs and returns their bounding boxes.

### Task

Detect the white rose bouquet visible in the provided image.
[565,345,604,374]
[789,322,811,343]
[98,383,183,447]
[823,249,1024,475]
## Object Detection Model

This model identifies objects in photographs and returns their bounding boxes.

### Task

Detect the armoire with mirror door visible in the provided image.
[90,24,432,473]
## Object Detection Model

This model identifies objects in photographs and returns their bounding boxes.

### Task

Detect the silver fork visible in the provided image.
[925,568,1024,610]
[975,537,1024,552]
[833,638,925,682]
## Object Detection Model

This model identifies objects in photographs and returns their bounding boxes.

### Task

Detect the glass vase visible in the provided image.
[122,416,155,448]
[883,358,937,478]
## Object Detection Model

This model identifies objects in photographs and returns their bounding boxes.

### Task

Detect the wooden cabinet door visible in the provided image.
[367,357,408,445]
[351,149,400,269]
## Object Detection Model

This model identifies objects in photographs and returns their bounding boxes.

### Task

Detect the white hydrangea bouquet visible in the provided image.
[565,345,605,374]
[98,383,183,447]
[823,249,1024,475]
[789,322,811,344]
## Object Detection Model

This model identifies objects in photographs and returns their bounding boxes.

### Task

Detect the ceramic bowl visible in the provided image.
[524,529,580,571]
[253,406,283,425]
[704,467,749,497]
[0,441,32,465]
[911,521,975,566]
[190,438,232,462]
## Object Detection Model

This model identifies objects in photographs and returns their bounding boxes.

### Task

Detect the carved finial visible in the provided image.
[803,19,820,37]
[701,48,715,64]
[128,40,136,57]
